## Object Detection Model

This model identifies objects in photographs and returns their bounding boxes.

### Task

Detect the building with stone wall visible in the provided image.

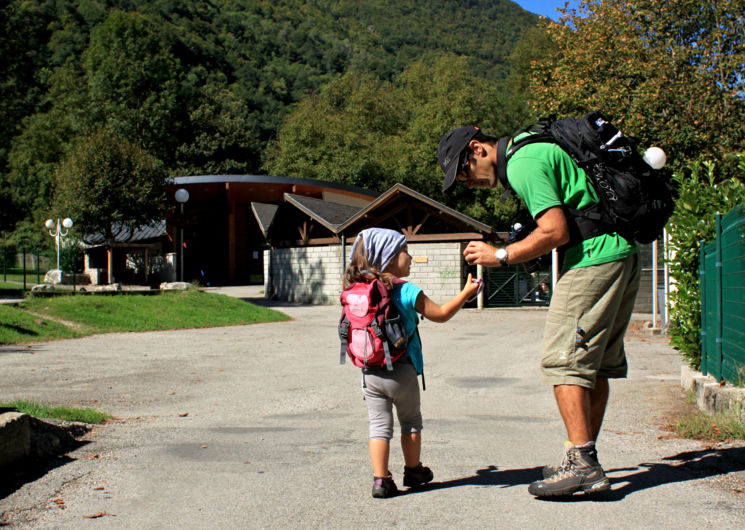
[264,241,467,305]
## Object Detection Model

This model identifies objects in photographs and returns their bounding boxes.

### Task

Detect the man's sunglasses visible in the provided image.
[456,150,472,181]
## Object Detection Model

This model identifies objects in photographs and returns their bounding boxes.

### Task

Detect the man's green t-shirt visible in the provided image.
[506,135,637,270]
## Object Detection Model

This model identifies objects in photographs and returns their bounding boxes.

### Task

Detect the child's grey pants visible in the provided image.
[362,360,422,440]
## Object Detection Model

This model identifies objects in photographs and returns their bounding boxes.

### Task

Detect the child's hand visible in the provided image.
[463,273,482,302]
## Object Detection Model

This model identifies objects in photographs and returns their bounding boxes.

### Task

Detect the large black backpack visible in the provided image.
[497,111,676,245]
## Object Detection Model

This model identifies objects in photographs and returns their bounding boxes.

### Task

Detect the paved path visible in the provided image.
[1,287,744,528]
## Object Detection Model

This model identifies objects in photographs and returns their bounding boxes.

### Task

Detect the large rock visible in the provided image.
[43,269,91,286]
[91,283,121,292]
[0,412,31,467]
[160,282,190,290]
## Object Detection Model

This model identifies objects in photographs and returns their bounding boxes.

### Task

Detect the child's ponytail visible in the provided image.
[343,235,395,289]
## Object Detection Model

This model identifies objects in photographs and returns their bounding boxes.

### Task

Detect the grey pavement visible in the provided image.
[1,286,744,528]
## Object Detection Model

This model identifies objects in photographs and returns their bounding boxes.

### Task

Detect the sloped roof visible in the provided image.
[284,194,361,231]
[251,203,279,238]
[338,183,494,235]
[85,220,167,246]
[252,183,502,247]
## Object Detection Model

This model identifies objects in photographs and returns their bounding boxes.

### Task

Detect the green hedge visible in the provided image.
[666,156,745,368]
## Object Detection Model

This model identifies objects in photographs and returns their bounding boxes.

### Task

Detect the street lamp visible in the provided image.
[45,217,74,271]
[175,189,189,282]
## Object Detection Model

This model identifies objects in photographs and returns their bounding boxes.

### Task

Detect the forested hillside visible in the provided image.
[0,0,540,246]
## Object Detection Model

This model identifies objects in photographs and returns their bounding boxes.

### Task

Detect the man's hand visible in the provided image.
[463,207,570,268]
[463,241,499,266]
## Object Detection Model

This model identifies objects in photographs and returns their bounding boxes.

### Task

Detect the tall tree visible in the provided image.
[264,55,531,228]
[53,130,167,244]
[84,9,185,164]
[529,0,745,170]
[2,0,542,244]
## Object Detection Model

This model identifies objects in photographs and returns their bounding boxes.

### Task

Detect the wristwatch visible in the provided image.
[495,247,509,266]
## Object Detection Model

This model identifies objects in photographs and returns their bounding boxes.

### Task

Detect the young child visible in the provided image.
[344,228,480,498]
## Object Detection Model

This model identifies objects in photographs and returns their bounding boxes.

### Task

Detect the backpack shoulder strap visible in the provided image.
[496,137,512,203]
[497,128,557,203]
[338,315,350,365]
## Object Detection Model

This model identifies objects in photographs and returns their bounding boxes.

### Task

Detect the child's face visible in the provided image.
[384,245,412,278]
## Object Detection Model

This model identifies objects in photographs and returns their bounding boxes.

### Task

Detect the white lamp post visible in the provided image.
[45,217,74,271]
[175,189,190,282]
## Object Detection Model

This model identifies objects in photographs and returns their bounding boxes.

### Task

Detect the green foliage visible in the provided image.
[264,55,532,228]
[0,0,540,243]
[529,0,745,172]
[0,0,51,165]
[0,400,110,424]
[53,131,167,244]
[666,157,745,368]
[84,9,184,161]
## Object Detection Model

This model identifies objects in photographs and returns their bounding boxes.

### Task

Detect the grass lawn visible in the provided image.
[0,273,45,287]
[0,289,290,345]
[1,280,29,290]
[0,400,110,424]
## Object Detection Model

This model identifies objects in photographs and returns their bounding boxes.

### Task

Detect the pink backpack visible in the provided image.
[338,278,410,370]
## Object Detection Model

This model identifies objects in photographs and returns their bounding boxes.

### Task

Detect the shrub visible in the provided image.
[666,156,745,368]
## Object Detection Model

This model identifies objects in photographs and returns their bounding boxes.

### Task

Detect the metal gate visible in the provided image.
[483,264,551,307]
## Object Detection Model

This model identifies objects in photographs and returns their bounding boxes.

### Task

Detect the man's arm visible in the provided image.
[463,206,570,267]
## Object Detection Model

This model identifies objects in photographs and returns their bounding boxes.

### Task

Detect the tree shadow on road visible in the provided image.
[400,446,745,501]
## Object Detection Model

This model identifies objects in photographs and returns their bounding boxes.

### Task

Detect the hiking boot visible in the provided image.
[403,462,434,488]
[542,441,574,478]
[542,441,602,478]
[372,473,398,498]
[529,446,610,497]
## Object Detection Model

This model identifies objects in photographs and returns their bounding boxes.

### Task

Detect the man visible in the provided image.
[438,125,640,497]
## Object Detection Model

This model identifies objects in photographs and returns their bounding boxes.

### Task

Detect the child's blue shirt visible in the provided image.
[391,281,423,374]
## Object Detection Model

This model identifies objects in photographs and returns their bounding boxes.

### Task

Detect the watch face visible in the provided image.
[496,248,507,259]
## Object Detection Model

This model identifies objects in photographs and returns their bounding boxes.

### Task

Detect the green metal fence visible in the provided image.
[700,206,745,384]
[0,247,50,290]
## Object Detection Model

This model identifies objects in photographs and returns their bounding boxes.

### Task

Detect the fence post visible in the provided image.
[2,247,6,281]
[699,240,707,376]
[715,212,723,380]
[36,251,40,285]
[22,248,27,290]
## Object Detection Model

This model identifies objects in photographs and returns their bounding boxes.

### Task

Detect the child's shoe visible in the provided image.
[403,462,434,488]
[371,473,398,498]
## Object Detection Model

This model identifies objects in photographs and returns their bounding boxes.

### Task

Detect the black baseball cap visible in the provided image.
[438,126,480,193]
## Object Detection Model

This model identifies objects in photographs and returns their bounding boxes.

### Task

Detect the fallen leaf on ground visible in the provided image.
[84,513,116,519]
[179,413,189,417]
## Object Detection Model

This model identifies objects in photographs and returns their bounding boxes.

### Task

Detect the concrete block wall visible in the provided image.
[264,246,345,304]
[405,242,465,304]
[264,242,467,305]
[681,365,745,421]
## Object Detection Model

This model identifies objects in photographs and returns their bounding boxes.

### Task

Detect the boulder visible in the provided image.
[160,282,190,290]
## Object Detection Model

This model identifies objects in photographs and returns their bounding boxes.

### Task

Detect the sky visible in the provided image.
[512,0,580,21]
